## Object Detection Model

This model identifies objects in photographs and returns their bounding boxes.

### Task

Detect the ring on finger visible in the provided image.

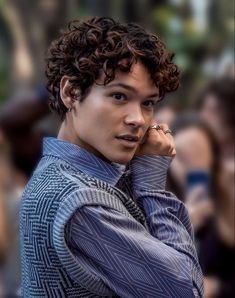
[163,129,172,135]
[149,124,162,131]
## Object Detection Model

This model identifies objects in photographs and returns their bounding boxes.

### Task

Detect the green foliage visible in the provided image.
[0,67,8,105]
[152,5,207,72]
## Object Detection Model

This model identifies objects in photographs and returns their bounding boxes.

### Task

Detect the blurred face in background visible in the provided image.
[170,126,213,187]
[199,93,234,201]
[199,94,231,144]
[155,106,176,126]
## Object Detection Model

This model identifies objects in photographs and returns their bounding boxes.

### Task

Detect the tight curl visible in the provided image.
[45,17,180,119]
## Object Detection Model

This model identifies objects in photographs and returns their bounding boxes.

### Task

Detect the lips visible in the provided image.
[116,134,140,149]
[116,134,139,142]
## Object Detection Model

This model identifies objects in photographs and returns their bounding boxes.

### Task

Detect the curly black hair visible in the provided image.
[45,17,180,119]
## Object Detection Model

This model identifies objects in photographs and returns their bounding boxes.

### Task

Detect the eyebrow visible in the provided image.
[105,82,159,98]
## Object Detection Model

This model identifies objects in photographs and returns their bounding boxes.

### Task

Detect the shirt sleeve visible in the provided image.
[66,199,203,297]
[129,155,204,297]
[129,155,173,191]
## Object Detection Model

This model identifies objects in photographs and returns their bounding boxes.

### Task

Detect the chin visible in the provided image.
[109,153,135,165]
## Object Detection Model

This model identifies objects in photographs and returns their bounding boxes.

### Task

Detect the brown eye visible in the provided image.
[143,100,156,109]
[112,93,126,101]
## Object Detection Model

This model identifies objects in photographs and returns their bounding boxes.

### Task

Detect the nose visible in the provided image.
[124,104,145,128]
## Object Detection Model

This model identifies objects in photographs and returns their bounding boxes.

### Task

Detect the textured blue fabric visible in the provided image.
[20,138,144,297]
[43,137,125,185]
[67,153,204,297]
[20,137,203,297]
[129,155,172,190]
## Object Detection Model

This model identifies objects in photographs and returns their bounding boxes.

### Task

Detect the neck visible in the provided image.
[57,120,76,144]
[57,121,111,164]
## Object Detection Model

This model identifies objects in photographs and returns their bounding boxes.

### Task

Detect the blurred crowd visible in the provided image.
[0,88,51,297]
[158,75,235,298]
[0,73,234,298]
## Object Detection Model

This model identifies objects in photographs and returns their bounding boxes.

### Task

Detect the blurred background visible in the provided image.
[0,0,234,297]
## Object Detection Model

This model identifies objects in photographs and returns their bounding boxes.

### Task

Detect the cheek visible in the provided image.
[76,112,113,144]
[144,113,154,128]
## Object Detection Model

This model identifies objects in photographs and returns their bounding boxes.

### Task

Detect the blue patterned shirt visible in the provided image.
[44,137,203,297]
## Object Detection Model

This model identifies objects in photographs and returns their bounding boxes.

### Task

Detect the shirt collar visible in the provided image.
[43,137,125,186]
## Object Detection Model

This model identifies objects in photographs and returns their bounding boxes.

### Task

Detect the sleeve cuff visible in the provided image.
[129,155,172,190]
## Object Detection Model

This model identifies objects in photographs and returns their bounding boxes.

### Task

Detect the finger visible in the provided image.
[148,124,165,139]
[168,147,176,157]
[147,123,176,156]
[148,123,169,139]
[159,123,174,141]
[157,125,175,154]
[149,123,174,146]
[149,125,175,154]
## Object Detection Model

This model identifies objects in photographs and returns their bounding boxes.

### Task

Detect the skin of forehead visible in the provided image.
[93,62,159,99]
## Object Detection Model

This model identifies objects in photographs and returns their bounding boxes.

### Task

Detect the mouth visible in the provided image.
[115,134,140,149]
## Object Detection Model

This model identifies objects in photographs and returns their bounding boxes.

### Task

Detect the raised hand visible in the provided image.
[136,122,176,157]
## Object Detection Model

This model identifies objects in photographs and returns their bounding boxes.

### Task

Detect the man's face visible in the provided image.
[64,62,159,164]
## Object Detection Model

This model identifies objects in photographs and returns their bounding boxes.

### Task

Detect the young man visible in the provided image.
[20,17,203,297]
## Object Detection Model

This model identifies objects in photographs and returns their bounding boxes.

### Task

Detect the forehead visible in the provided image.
[97,62,158,96]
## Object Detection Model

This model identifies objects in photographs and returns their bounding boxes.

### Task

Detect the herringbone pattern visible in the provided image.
[21,157,114,297]
[20,138,203,297]
[20,156,145,297]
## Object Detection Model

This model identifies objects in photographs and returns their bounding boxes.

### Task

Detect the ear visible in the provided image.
[60,76,80,109]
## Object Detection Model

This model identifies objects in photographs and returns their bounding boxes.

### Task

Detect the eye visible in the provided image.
[111,92,126,101]
[142,100,156,109]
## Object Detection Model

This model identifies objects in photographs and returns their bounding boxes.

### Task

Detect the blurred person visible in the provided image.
[0,97,49,295]
[20,17,203,297]
[167,113,235,298]
[0,87,50,297]
[0,131,10,266]
[224,64,235,80]
[0,130,21,298]
[0,86,50,182]
[155,105,177,126]
[196,78,235,202]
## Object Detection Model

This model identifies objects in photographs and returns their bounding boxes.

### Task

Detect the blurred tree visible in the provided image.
[79,0,151,24]
[0,7,14,103]
[123,0,150,24]
[151,0,234,108]
[84,0,110,17]
[0,0,72,93]
[0,0,233,108]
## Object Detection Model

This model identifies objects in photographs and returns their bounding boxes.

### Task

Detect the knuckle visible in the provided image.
[165,141,172,149]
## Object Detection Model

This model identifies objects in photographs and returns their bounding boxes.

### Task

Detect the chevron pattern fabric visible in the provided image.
[20,138,203,297]
[129,155,172,190]
[20,155,146,297]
